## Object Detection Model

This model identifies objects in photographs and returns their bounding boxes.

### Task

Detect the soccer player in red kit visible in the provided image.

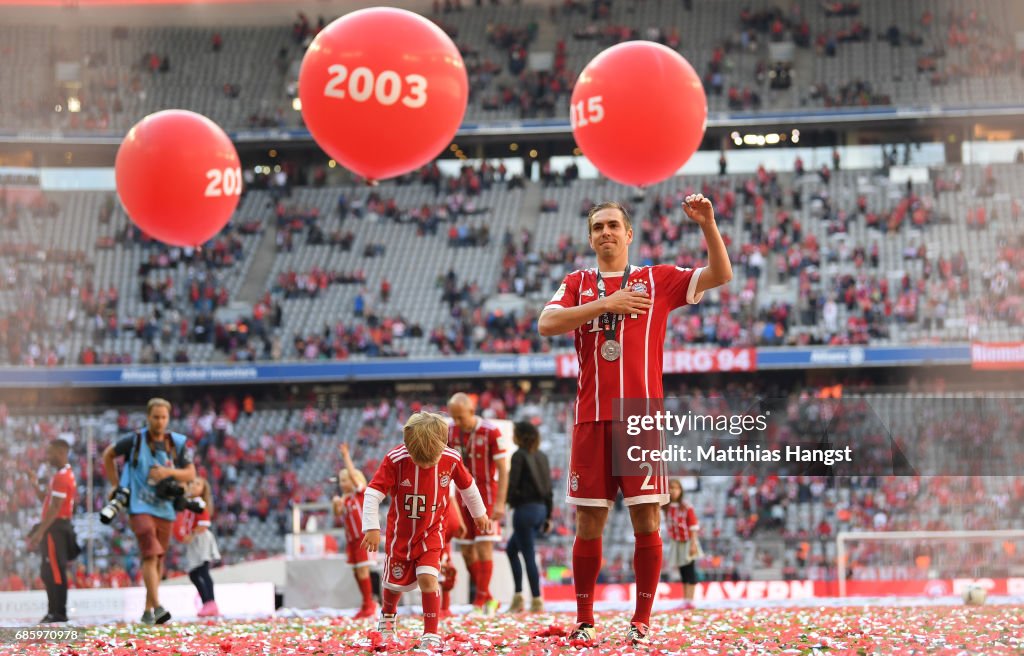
[27,439,77,623]
[362,412,490,651]
[538,196,732,645]
[446,392,508,614]
[332,443,376,618]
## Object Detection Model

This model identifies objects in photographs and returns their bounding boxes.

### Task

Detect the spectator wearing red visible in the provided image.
[173,477,221,617]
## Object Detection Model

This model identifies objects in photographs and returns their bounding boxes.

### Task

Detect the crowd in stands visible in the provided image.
[3,378,1021,592]
[428,256,564,356]
[0,395,331,590]
[5,0,1024,132]
[4,152,1021,366]
[290,315,416,360]
[973,233,1024,330]
[0,182,272,366]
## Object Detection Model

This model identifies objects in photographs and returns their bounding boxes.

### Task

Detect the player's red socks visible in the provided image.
[382,588,401,615]
[440,566,455,614]
[422,589,441,634]
[631,531,663,626]
[467,561,481,603]
[358,576,374,607]
[476,559,493,604]
[573,536,602,625]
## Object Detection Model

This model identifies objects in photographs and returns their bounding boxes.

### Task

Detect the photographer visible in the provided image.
[101,398,195,625]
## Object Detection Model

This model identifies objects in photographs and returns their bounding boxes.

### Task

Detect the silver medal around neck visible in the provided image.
[600,339,622,361]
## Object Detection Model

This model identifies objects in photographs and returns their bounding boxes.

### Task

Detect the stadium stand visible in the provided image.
[3,386,1022,591]
[3,0,1023,131]
[0,187,269,365]
[2,157,1022,366]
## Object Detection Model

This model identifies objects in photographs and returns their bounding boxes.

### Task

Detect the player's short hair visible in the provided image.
[147,398,172,415]
[513,421,540,453]
[49,438,70,452]
[339,467,367,489]
[403,412,448,466]
[447,392,473,410]
[587,201,633,233]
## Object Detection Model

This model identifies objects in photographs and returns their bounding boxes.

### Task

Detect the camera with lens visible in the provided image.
[99,487,131,525]
[155,477,206,513]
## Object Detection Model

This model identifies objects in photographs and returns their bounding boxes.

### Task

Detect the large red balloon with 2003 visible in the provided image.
[298,8,469,182]
[570,42,708,187]
[115,110,242,247]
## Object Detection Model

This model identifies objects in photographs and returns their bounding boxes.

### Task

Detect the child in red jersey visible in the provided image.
[362,412,490,651]
[332,443,376,618]
[173,477,221,617]
[664,478,702,609]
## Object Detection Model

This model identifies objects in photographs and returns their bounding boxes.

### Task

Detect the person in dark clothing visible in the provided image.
[27,439,78,623]
[504,421,552,613]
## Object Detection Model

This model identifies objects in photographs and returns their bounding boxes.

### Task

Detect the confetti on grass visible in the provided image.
[16,605,1024,655]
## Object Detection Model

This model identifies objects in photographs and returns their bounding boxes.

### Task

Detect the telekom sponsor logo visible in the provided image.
[970,342,1024,370]
[555,348,756,378]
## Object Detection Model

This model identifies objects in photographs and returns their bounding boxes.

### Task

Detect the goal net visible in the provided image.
[836,530,1024,598]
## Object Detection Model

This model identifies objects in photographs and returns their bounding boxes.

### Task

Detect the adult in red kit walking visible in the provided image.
[27,439,80,623]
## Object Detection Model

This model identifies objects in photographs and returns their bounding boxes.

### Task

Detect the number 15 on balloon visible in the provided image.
[570,96,604,129]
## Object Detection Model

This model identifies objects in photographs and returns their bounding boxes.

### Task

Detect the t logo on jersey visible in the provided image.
[404,494,428,519]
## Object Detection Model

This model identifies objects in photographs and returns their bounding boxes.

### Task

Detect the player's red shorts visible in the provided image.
[346,540,374,568]
[567,420,669,507]
[382,548,442,592]
[453,503,500,544]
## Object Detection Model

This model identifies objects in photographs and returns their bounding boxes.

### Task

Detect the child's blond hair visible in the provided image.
[339,467,367,489]
[403,412,448,466]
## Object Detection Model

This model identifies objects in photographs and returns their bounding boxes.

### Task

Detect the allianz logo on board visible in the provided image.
[119,366,260,384]
[808,347,865,366]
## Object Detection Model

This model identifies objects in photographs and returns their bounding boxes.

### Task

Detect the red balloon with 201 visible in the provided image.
[115,109,242,247]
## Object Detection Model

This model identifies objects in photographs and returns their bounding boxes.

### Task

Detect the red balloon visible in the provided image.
[298,7,468,181]
[571,42,707,187]
[115,110,242,247]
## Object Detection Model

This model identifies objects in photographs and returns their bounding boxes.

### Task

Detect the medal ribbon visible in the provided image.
[595,264,631,343]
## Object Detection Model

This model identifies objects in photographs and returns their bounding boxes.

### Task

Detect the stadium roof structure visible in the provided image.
[0,0,485,27]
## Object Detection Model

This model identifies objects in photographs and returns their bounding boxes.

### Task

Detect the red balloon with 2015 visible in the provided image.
[571,42,707,187]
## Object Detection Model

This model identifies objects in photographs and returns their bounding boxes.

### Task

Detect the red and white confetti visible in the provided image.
[14,603,1024,655]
